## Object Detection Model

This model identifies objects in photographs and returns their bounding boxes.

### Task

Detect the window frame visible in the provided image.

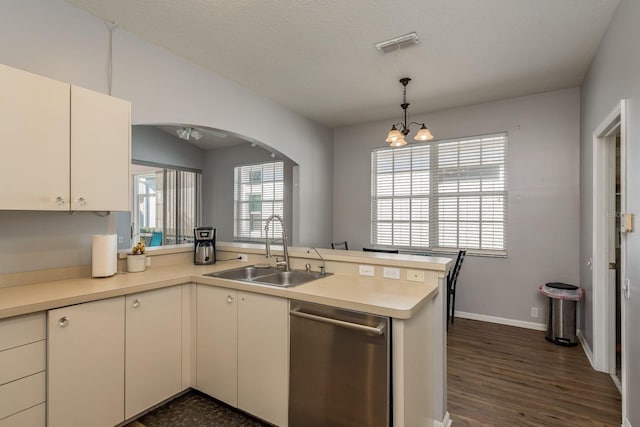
[234,160,285,242]
[131,161,202,247]
[371,132,508,256]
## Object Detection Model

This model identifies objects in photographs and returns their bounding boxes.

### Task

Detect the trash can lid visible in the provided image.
[540,283,583,301]
[545,282,578,291]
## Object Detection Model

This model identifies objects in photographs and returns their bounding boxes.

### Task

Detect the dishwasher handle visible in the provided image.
[290,308,386,336]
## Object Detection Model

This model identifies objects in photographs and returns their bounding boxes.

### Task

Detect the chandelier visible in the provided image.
[385,77,433,147]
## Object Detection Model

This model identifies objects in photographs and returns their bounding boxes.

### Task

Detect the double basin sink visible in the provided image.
[204,265,331,288]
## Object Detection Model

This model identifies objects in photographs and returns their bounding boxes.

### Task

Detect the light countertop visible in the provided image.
[0,252,446,320]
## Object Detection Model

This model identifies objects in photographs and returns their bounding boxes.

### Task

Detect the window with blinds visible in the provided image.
[132,163,202,247]
[234,161,284,240]
[371,133,507,254]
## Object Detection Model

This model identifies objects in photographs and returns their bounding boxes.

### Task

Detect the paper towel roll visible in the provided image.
[92,234,117,277]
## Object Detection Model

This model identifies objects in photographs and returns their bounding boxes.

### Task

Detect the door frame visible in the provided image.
[592,99,626,414]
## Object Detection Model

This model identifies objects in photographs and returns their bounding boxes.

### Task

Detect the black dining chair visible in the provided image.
[447,249,466,329]
[331,241,349,250]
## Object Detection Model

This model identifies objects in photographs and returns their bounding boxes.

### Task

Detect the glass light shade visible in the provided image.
[385,127,402,143]
[389,136,407,147]
[414,125,434,141]
[176,128,189,140]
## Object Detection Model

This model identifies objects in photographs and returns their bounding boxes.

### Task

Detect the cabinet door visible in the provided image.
[238,292,289,426]
[0,64,70,210]
[195,285,237,406]
[47,297,125,427]
[70,85,130,211]
[125,286,182,419]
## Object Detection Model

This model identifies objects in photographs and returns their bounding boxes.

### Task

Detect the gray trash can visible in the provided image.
[539,282,583,346]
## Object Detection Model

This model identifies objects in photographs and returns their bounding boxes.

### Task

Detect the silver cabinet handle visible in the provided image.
[132,299,141,308]
[58,316,69,327]
[78,197,87,206]
[227,295,234,303]
[55,196,65,206]
[290,309,385,336]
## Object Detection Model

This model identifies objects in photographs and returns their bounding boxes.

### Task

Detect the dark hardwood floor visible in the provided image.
[447,318,621,426]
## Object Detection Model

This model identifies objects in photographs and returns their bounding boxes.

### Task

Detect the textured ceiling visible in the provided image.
[64,0,619,128]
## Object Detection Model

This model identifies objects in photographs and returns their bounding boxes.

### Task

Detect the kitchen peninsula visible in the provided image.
[0,243,451,427]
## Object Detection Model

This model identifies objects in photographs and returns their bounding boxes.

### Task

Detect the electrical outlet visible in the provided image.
[238,254,248,262]
[383,267,401,279]
[531,307,539,318]
[117,235,123,244]
[145,257,151,267]
[406,270,425,282]
[359,265,375,276]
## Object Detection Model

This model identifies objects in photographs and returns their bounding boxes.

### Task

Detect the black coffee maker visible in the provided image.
[194,227,216,265]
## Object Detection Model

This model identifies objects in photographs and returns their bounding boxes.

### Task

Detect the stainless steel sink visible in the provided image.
[253,270,329,287]
[205,265,280,281]
[204,265,330,288]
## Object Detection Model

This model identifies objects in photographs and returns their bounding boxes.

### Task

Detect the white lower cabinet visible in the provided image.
[196,285,238,405]
[47,297,125,427]
[0,312,46,426]
[125,286,183,419]
[0,402,46,427]
[196,285,289,426]
[237,291,289,426]
[47,286,184,427]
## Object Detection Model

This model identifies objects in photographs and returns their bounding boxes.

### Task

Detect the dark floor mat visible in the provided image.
[138,390,269,427]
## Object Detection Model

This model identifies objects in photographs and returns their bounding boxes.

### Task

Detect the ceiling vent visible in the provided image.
[374,32,420,54]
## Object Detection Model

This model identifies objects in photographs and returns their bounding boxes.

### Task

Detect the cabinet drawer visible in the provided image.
[0,402,45,427]
[0,313,45,352]
[0,372,45,419]
[0,341,46,386]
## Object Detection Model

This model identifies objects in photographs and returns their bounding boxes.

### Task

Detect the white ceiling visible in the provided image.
[64,0,619,128]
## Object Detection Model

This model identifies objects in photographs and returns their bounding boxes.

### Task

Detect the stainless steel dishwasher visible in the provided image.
[289,300,390,426]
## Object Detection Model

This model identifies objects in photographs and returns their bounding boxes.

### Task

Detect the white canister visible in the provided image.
[127,254,146,273]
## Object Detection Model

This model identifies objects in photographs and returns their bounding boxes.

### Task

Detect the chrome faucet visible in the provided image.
[264,214,290,271]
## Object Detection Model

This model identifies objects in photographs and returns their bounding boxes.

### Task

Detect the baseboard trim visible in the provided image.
[577,330,596,370]
[454,311,547,331]
[434,411,452,427]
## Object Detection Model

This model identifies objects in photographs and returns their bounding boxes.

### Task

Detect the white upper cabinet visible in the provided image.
[71,85,130,211]
[0,63,70,210]
[0,64,131,211]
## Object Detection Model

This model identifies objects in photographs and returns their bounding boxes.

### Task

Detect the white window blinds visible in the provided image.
[234,161,284,240]
[371,133,507,254]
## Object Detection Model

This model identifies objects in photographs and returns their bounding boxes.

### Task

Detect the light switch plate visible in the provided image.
[383,267,400,279]
[359,265,375,276]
